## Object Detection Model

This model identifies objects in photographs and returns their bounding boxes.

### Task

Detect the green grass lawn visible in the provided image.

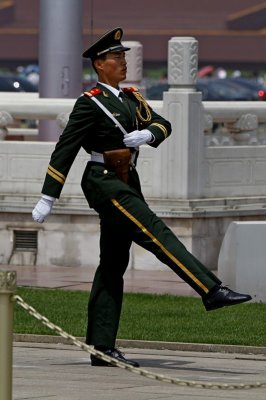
[14,287,266,347]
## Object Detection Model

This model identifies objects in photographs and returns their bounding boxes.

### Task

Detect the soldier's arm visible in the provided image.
[124,87,172,148]
[41,95,95,199]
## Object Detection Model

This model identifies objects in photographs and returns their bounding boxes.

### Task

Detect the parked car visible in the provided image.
[146,78,261,101]
[0,75,38,92]
[196,78,255,101]
[146,82,169,100]
[229,77,266,101]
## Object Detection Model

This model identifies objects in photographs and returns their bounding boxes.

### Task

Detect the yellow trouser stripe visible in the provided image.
[111,198,209,293]
[47,165,66,185]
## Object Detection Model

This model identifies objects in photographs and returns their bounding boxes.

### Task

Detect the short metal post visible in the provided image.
[0,270,17,400]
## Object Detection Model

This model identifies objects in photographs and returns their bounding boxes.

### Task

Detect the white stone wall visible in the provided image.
[204,145,266,197]
[2,139,266,205]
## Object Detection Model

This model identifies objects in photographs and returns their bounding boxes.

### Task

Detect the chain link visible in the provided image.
[13,294,266,390]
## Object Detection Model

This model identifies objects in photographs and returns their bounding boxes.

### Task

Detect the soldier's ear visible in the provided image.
[94,58,104,73]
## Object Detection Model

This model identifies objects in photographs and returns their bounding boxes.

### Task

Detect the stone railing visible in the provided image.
[2,101,266,201]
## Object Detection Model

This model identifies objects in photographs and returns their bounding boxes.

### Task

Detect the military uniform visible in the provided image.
[35,27,251,358]
[41,80,221,348]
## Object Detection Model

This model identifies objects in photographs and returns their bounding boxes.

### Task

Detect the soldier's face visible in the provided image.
[95,51,127,87]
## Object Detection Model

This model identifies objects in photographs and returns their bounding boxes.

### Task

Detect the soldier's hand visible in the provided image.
[32,195,55,223]
[123,129,153,147]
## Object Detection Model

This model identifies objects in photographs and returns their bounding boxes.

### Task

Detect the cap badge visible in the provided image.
[114,30,121,40]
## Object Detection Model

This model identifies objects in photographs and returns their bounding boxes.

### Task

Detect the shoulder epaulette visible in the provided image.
[84,88,102,97]
[122,87,139,93]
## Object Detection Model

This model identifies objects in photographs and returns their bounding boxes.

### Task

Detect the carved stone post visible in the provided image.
[0,270,17,400]
[122,41,144,93]
[168,37,198,88]
[161,37,204,198]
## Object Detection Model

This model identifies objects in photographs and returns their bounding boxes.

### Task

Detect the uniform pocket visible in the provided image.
[81,164,115,208]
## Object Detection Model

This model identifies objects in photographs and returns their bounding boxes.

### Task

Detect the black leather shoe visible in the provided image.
[203,286,252,311]
[91,348,140,367]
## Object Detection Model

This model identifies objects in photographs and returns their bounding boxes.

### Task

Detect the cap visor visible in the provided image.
[109,45,131,53]
[83,45,130,58]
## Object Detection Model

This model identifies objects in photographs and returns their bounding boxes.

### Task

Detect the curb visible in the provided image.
[14,334,266,356]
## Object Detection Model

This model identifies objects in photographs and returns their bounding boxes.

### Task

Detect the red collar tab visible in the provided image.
[122,87,138,93]
[84,88,102,97]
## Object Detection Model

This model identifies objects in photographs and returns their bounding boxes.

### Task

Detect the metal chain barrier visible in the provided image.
[14,294,266,391]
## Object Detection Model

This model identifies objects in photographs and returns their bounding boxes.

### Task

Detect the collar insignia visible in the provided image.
[123,87,138,93]
[84,88,102,97]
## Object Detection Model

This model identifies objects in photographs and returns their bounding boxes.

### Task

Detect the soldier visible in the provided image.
[32,27,252,367]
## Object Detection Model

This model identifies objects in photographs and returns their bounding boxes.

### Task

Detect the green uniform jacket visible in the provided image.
[41,83,172,206]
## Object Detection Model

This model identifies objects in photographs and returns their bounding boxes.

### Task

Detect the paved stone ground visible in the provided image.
[1,264,199,296]
[13,342,266,400]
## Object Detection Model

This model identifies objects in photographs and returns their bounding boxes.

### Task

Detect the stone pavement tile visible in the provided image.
[13,343,266,400]
[1,264,199,296]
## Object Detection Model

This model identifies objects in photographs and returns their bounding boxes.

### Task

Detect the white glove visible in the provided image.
[123,129,153,147]
[32,195,55,223]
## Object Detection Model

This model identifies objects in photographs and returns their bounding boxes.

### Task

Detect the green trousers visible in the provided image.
[85,191,221,349]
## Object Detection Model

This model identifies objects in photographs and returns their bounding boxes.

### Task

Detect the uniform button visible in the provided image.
[103,169,108,174]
